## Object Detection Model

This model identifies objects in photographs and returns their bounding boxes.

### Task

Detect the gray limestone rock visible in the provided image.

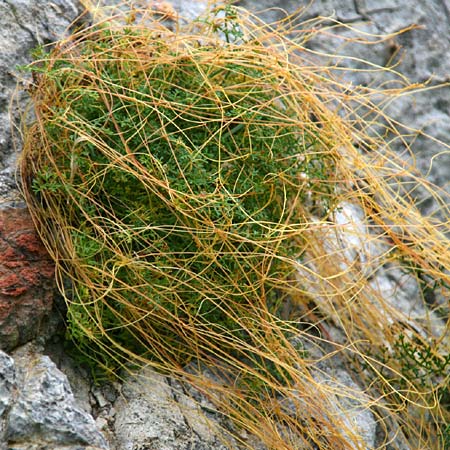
[237,0,450,217]
[113,363,374,450]
[0,351,15,441]
[0,1,448,449]
[0,347,108,449]
[113,368,240,450]
[314,369,377,450]
[0,0,84,205]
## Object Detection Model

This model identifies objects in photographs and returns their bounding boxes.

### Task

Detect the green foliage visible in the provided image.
[201,4,245,43]
[21,5,450,448]
[441,424,450,448]
[371,334,450,403]
[369,334,450,445]
[396,334,450,446]
[27,23,335,377]
[394,334,450,388]
[31,167,63,194]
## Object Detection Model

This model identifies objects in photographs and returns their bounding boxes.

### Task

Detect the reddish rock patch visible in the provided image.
[0,207,55,350]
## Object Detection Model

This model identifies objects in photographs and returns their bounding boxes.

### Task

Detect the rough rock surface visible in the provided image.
[0,351,15,439]
[113,368,235,450]
[0,207,55,351]
[238,0,450,217]
[0,0,84,205]
[0,346,108,450]
[0,0,86,350]
[314,369,377,449]
[0,1,109,448]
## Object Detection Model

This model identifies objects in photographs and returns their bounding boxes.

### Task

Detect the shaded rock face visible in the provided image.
[0,1,108,448]
[0,207,55,351]
[0,0,83,205]
[0,0,84,344]
[0,346,109,449]
[238,0,450,217]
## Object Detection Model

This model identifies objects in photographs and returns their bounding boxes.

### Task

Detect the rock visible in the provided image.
[0,1,447,449]
[0,0,86,345]
[0,207,56,351]
[0,351,15,440]
[0,346,108,449]
[43,337,97,415]
[314,369,377,450]
[113,367,242,450]
[5,445,106,450]
[297,200,446,339]
[322,202,387,276]
[168,0,210,21]
[369,263,446,337]
[0,1,109,447]
[237,0,450,217]
[0,0,84,206]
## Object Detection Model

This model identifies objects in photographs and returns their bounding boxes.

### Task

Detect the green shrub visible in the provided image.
[24,13,338,375]
[20,5,450,449]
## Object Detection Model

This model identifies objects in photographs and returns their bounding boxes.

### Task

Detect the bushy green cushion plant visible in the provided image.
[21,6,450,448]
[26,21,336,370]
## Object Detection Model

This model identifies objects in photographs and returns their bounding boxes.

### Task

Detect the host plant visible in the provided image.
[20,3,449,449]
